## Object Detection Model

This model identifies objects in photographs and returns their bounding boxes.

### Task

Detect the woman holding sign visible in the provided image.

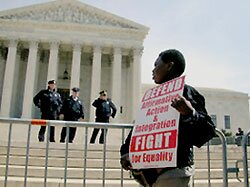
[120,49,216,187]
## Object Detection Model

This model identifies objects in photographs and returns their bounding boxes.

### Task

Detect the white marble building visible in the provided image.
[1,0,249,136]
[142,84,250,134]
[197,87,250,134]
[0,0,149,122]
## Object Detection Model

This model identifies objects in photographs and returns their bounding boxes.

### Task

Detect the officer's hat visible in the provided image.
[48,80,56,84]
[99,90,107,96]
[72,87,80,92]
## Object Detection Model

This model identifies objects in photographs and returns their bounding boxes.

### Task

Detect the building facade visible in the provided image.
[2,0,248,137]
[197,87,250,135]
[0,0,149,122]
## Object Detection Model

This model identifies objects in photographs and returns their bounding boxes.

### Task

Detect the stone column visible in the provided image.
[89,45,102,121]
[131,48,142,121]
[21,41,39,119]
[70,43,82,89]
[111,47,122,122]
[0,40,18,117]
[47,42,59,82]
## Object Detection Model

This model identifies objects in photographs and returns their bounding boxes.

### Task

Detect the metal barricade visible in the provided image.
[193,129,228,187]
[215,128,228,187]
[0,118,233,187]
[0,117,133,187]
[242,130,250,187]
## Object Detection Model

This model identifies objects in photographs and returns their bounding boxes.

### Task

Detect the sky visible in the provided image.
[1,0,250,95]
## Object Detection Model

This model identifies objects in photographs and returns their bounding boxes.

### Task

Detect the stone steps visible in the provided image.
[0,165,129,179]
[0,177,243,187]
[0,144,245,159]
[0,148,120,160]
[0,155,247,170]
[0,177,139,187]
[1,141,248,187]
[0,156,118,168]
[0,165,246,180]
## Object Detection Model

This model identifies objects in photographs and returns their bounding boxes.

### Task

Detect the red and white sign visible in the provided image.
[129,76,185,169]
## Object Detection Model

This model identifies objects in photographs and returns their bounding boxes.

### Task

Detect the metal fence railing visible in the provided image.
[192,129,228,187]
[0,117,133,187]
[242,130,250,187]
[0,117,245,187]
[214,129,228,187]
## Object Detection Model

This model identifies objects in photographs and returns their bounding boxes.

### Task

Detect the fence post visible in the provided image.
[215,129,228,187]
[242,130,250,187]
[4,123,12,187]
[44,120,50,187]
[24,123,32,187]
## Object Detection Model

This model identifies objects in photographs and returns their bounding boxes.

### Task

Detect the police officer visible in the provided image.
[33,80,62,142]
[59,87,84,143]
[90,90,117,144]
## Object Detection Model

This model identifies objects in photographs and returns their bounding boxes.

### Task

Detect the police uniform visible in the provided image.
[33,80,62,142]
[90,90,117,144]
[60,87,84,143]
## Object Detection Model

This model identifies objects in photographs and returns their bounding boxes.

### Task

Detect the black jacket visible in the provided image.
[120,84,216,168]
[92,98,117,120]
[60,96,84,121]
[33,89,62,117]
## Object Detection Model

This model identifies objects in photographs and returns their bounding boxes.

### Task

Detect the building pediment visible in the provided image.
[0,0,148,32]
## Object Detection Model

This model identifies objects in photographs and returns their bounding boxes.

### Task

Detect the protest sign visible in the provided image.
[129,76,185,169]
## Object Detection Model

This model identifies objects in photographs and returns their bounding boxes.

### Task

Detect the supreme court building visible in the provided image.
[0,0,149,122]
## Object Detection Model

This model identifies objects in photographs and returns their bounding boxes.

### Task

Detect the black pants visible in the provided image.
[38,126,55,142]
[38,113,57,142]
[60,127,77,143]
[90,118,109,144]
